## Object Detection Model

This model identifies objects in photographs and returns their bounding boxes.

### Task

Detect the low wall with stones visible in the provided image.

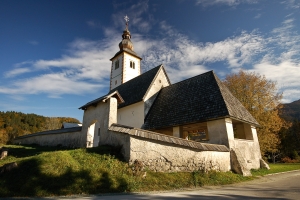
[13,128,83,147]
[107,130,230,172]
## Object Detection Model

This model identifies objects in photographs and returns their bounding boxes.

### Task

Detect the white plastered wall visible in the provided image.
[233,126,262,169]
[173,126,180,138]
[117,101,144,128]
[110,55,123,90]
[207,118,234,148]
[123,52,141,82]
[81,97,118,147]
[143,67,170,117]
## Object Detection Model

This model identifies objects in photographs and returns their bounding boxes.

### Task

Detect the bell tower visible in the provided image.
[110,15,142,90]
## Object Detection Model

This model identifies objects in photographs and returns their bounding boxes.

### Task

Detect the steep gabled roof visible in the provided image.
[109,64,170,108]
[79,91,124,110]
[80,65,170,110]
[143,71,259,130]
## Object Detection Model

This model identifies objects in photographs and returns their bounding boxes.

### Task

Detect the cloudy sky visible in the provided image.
[1,0,300,121]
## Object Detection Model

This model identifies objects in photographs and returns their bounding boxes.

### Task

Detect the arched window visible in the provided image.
[130,61,135,69]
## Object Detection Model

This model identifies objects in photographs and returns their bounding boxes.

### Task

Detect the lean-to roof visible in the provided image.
[109,123,229,152]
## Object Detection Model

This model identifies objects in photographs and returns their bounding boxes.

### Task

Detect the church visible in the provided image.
[14,17,267,175]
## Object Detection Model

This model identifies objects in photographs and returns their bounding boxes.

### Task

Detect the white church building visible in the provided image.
[14,17,267,175]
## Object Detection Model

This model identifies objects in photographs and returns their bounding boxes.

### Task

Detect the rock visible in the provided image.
[0,151,8,159]
[230,149,252,176]
[0,162,18,174]
[260,158,270,170]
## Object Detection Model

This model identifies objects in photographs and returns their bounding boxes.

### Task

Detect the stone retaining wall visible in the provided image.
[13,128,83,147]
[107,130,231,172]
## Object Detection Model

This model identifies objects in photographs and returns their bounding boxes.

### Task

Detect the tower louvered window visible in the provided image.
[130,61,135,69]
[115,60,119,70]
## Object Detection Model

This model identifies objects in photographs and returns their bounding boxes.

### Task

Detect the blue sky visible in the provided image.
[1,0,300,122]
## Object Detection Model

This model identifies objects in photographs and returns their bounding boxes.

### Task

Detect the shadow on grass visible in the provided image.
[86,145,125,161]
[0,157,128,197]
[2,144,76,159]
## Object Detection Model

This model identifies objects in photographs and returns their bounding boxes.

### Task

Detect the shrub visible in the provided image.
[281,156,298,163]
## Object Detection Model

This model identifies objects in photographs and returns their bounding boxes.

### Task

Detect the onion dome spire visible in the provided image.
[119,15,133,51]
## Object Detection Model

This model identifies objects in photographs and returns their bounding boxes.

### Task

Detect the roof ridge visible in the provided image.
[111,64,163,92]
[167,70,214,88]
[142,65,171,100]
[213,73,259,126]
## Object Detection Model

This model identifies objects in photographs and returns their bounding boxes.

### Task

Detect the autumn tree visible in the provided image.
[223,70,284,160]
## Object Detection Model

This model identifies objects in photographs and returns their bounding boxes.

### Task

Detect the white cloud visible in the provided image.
[0,72,103,98]
[196,0,257,7]
[1,36,121,98]
[2,6,300,105]
[28,40,39,45]
[4,67,31,78]
[282,0,300,9]
[140,22,265,82]
[250,18,300,103]
[254,13,261,19]
[111,0,151,33]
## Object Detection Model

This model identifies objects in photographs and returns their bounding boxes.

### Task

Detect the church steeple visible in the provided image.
[110,15,142,90]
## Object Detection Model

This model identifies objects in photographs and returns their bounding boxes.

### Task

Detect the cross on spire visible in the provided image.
[124,15,129,29]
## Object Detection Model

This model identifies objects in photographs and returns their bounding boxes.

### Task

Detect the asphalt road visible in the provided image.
[11,170,300,200]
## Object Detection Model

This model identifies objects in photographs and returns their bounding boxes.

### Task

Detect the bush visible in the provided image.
[281,156,298,163]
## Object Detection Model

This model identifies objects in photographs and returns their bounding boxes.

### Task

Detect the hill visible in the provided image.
[280,99,300,121]
[0,111,80,144]
[1,145,300,197]
[0,145,253,197]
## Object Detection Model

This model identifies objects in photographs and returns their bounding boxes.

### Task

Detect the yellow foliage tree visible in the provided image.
[223,70,284,160]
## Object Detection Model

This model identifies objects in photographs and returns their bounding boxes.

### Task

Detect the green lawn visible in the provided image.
[252,163,300,176]
[0,145,299,197]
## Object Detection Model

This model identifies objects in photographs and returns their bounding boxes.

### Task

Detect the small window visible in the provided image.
[130,61,135,69]
[115,60,119,70]
[98,128,100,136]
[115,80,117,85]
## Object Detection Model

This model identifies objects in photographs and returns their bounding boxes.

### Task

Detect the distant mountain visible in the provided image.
[280,99,300,121]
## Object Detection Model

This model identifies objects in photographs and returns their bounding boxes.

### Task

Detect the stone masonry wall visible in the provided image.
[13,130,82,147]
[129,136,230,172]
[106,130,230,173]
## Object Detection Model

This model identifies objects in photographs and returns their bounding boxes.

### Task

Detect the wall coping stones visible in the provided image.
[109,123,229,152]
[14,127,82,140]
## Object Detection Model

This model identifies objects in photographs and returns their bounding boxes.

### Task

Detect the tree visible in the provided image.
[223,70,284,160]
[279,120,300,158]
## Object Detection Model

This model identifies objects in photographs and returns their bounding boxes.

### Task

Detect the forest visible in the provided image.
[0,111,80,144]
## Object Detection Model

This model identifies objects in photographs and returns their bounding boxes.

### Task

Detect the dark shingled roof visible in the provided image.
[111,65,170,108]
[79,65,170,110]
[109,123,229,152]
[143,71,259,130]
[79,91,124,110]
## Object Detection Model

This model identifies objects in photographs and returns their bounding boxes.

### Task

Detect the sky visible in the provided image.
[1,0,300,122]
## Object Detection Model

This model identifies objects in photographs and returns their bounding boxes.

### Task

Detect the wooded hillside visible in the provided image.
[280,99,300,121]
[0,111,80,144]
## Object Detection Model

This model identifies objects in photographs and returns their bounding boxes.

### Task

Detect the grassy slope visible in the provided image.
[0,145,299,197]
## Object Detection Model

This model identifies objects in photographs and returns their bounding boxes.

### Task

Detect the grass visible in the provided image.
[251,163,300,176]
[0,145,299,197]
